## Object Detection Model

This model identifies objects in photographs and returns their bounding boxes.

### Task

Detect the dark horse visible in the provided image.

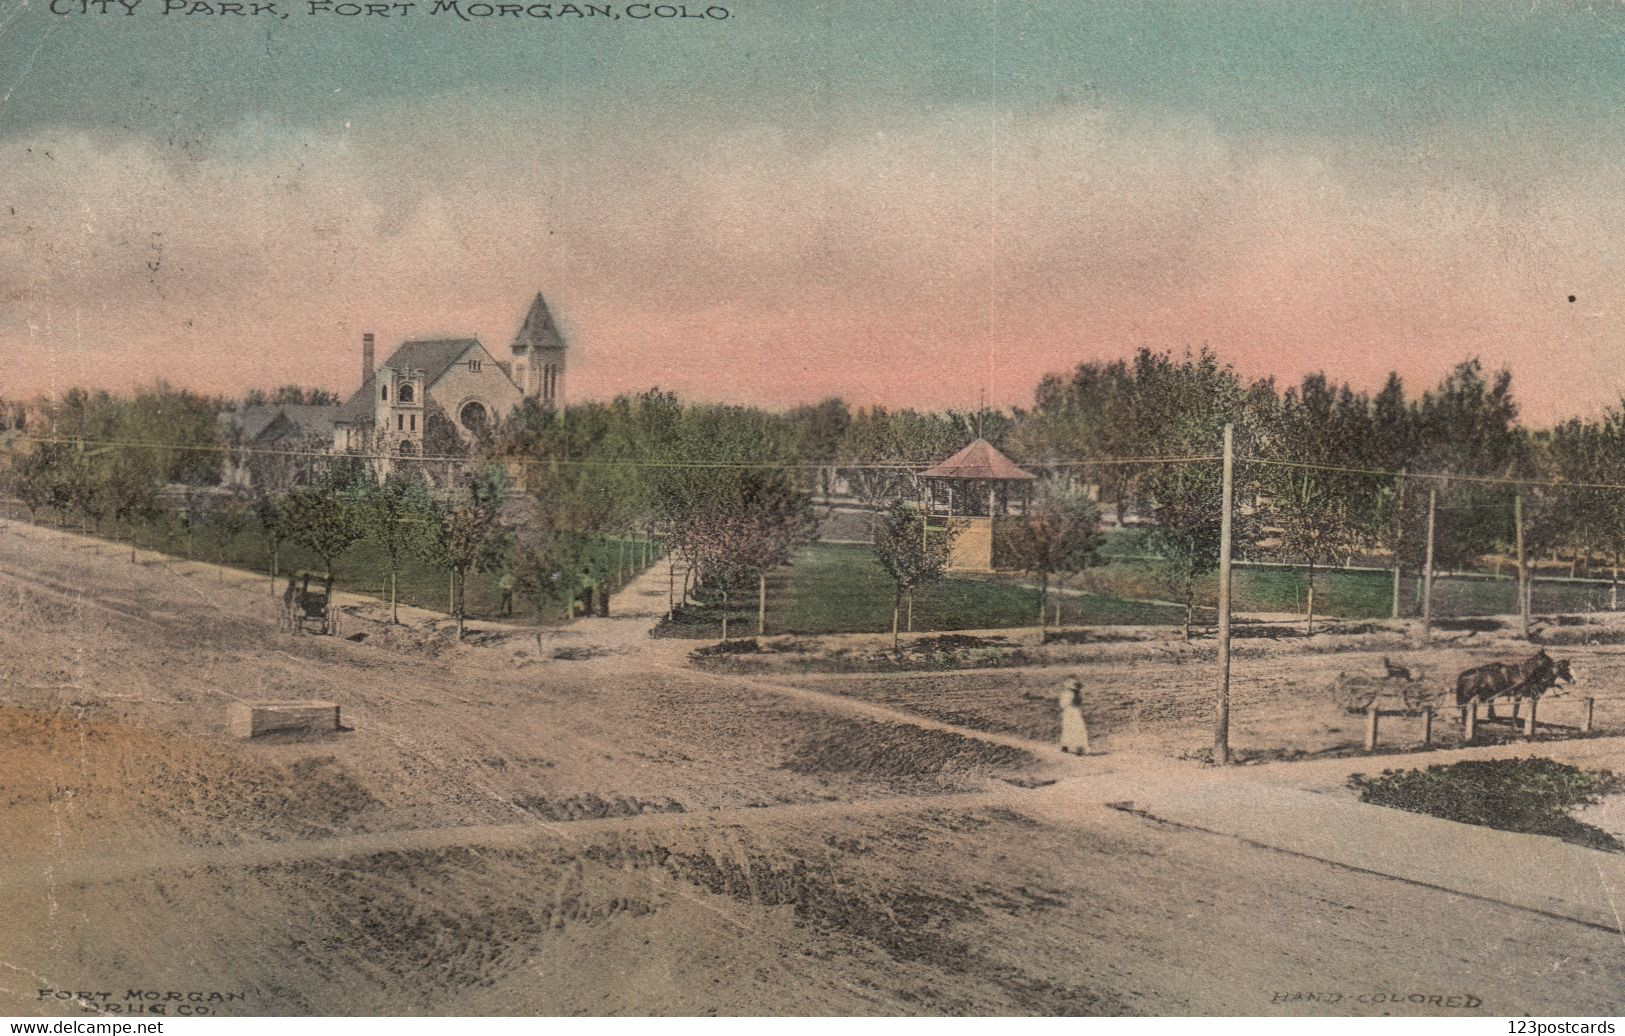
[1453,649,1574,708]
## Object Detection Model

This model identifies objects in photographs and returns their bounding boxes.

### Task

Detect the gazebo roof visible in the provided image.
[919,438,1035,481]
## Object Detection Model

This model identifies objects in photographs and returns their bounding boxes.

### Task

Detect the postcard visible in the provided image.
[2,0,1622,1020]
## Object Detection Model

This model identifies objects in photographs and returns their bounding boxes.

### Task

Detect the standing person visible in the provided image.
[577,568,596,617]
[497,569,514,617]
[1059,677,1089,755]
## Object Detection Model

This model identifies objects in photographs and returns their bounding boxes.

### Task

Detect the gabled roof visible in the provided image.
[919,438,1035,481]
[510,293,564,354]
[226,404,339,441]
[266,405,339,440]
[225,405,282,441]
[387,338,480,383]
[335,339,481,425]
[335,376,377,425]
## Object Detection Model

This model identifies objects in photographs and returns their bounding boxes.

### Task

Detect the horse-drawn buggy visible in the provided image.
[1330,649,1580,744]
[281,572,340,635]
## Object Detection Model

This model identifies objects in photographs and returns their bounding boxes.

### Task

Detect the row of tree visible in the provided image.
[12,353,1625,641]
[1012,350,1625,637]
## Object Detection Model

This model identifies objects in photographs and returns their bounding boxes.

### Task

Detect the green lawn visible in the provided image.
[17,507,657,625]
[1084,557,1617,622]
[16,493,1620,634]
[662,541,1185,638]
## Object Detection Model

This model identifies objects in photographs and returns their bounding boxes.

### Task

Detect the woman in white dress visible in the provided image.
[1059,677,1089,755]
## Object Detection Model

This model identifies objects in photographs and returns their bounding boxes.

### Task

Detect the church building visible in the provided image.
[333,293,568,454]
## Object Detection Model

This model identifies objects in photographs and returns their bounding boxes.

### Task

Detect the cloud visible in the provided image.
[3,98,1623,422]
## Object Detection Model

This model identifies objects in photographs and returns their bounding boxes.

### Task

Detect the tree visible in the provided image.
[60,450,101,535]
[254,491,293,587]
[1130,349,1265,640]
[121,384,225,486]
[513,534,584,625]
[673,472,817,639]
[12,440,73,523]
[212,490,251,567]
[836,406,969,522]
[1009,358,1139,522]
[1001,480,1103,637]
[786,397,851,503]
[272,386,340,406]
[870,500,958,648]
[1257,374,1382,634]
[644,401,815,631]
[422,467,509,640]
[1404,360,1522,573]
[1362,372,1420,616]
[362,472,432,624]
[1140,479,1226,641]
[421,402,470,459]
[1546,406,1625,612]
[280,474,367,629]
[103,461,161,561]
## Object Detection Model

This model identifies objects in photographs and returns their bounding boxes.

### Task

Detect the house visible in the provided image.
[225,404,340,448]
[332,292,568,456]
[220,402,341,489]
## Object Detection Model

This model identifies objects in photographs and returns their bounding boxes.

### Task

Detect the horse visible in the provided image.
[1453,650,1575,720]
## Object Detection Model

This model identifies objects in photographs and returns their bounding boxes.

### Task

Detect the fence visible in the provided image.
[0,500,666,627]
[1358,693,1622,754]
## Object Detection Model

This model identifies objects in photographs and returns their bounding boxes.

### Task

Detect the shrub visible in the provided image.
[1350,757,1624,851]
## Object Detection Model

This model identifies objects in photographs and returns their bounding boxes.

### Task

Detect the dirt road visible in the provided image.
[1,519,1621,1016]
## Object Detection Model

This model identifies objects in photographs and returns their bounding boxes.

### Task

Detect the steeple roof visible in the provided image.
[511,292,565,354]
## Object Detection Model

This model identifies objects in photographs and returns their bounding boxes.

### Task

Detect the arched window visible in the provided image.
[381,385,388,401]
[399,384,415,403]
[459,400,489,435]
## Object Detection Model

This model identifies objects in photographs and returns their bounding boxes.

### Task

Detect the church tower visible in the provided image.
[509,292,567,407]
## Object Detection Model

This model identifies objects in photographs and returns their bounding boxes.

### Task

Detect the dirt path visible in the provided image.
[3,788,1017,891]
[650,662,1080,761]
[6,517,1625,1016]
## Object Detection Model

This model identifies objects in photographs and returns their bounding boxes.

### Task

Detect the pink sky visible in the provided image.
[5,105,1622,425]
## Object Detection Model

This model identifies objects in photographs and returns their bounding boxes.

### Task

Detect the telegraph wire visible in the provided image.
[12,432,1625,493]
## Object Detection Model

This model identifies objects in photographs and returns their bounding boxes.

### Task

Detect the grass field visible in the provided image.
[662,541,1185,638]
[14,496,1620,635]
[662,538,1625,640]
[1081,556,1617,623]
[7,506,656,624]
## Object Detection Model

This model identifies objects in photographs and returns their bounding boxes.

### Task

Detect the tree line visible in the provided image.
[7,351,1625,641]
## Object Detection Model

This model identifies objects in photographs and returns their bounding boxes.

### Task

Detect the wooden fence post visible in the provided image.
[1422,488,1437,641]
[1463,703,1477,744]
[1421,706,1433,748]
[1524,697,1538,739]
[1365,705,1380,753]
[1214,424,1235,767]
[1515,492,1530,641]
[1582,697,1595,735]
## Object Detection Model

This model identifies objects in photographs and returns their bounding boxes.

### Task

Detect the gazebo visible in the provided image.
[919,438,1036,572]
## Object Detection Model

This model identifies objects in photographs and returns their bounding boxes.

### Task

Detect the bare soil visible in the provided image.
[744,625,1625,762]
[3,520,1622,1016]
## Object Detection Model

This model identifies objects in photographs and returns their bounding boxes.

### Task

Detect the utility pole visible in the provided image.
[1422,487,1437,639]
[1515,492,1530,640]
[1391,469,1405,620]
[1215,423,1234,767]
